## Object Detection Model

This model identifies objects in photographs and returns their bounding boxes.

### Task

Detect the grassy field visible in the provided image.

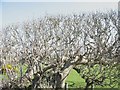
[0,64,28,80]
[0,65,119,89]
[65,69,119,89]
[66,69,86,88]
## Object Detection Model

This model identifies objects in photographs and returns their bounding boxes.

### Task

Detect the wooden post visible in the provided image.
[65,82,68,90]
[19,62,23,83]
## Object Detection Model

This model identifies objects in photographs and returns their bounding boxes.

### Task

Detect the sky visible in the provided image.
[0,0,119,2]
[0,0,119,28]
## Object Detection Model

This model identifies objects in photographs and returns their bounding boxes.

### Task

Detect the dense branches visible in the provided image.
[0,11,119,89]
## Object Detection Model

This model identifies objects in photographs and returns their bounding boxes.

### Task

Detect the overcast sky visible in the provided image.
[0,1,119,28]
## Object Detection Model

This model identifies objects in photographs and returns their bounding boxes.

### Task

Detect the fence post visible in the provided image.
[65,82,68,90]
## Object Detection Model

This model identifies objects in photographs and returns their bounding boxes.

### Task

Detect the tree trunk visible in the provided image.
[84,83,94,90]
[54,55,83,88]
[54,65,73,89]
[91,84,94,90]
[84,83,90,90]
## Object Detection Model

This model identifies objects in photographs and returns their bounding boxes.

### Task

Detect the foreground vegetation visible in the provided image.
[66,69,119,88]
[0,64,119,89]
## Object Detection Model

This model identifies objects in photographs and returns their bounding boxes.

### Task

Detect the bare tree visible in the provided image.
[74,62,119,90]
[0,10,119,89]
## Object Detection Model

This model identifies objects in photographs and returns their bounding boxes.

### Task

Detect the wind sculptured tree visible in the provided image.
[0,15,86,89]
[0,11,119,89]
[73,11,119,89]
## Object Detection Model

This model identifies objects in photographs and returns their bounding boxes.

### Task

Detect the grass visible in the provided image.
[0,64,119,89]
[0,74,8,80]
[0,64,28,80]
[66,69,86,88]
[65,69,119,88]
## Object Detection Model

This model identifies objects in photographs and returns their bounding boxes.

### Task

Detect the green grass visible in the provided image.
[65,69,119,88]
[66,69,86,88]
[0,64,28,80]
[0,65,119,89]
[0,74,8,80]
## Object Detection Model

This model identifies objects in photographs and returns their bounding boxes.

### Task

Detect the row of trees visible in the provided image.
[0,10,119,89]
